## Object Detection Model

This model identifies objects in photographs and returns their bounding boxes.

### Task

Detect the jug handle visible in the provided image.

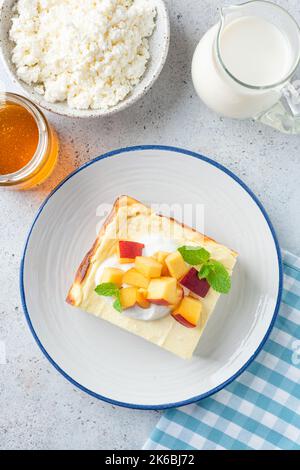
[255,81,300,134]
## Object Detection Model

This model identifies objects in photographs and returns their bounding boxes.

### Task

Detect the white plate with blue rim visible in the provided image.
[20,146,282,409]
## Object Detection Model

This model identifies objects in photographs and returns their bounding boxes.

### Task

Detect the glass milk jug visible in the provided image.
[192,1,300,134]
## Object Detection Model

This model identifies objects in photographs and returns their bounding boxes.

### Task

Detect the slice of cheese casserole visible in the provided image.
[67,196,238,359]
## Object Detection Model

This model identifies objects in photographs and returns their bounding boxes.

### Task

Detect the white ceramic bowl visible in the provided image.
[20,146,282,409]
[0,0,170,118]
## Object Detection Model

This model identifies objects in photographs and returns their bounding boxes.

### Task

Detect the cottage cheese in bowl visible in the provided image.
[9,0,157,111]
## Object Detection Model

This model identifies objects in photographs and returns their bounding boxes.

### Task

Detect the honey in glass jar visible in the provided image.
[0,93,59,189]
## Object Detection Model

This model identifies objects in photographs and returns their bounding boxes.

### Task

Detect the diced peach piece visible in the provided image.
[168,285,185,306]
[119,258,135,264]
[180,268,210,297]
[165,251,189,280]
[139,288,148,296]
[154,251,171,276]
[118,241,144,260]
[120,287,137,310]
[136,289,150,309]
[148,298,169,306]
[161,265,170,276]
[134,256,162,278]
[123,268,150,289]
[100,267,124,287]
[154,252,170,264]
[147,277,177,305]
[170,286,184,311]
[172,296,202,328]
[172,314,196,329]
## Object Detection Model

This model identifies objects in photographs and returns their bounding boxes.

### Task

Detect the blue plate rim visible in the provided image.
[20,145,283,410]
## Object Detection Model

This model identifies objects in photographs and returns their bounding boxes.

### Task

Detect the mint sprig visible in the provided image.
[95,282,123,312]
[178,246,231,294]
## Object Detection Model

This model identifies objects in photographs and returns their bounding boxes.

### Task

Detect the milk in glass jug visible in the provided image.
[192,1,300,133]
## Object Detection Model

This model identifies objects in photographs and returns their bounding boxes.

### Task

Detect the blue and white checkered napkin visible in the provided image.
[144,251,300,450]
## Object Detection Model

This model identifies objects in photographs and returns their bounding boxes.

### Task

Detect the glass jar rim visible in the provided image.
[0,92,49,184]
[216,0,300,91]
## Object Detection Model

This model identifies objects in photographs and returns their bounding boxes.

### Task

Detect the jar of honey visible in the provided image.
[0,92,59,189]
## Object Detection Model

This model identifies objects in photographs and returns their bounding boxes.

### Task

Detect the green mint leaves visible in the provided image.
[178,246,210,265]
[198,263,211,280]
[113,296,122,313]
[95,283,118,297]
[178,246,231,294]
[94,282,122,312]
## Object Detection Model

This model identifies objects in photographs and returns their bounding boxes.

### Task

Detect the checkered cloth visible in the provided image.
[144,251,300,450]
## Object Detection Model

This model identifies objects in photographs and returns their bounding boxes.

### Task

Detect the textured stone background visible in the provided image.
[0,0,299,450]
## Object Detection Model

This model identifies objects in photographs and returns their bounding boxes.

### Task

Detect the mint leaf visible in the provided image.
[113,297,122,313]
[206,260,231,294]
[95,283,123,312]
[198,264,211,280]
[178,246,211,265]
[95,283,119,297]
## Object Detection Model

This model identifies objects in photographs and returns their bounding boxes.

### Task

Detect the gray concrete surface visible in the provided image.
[0,0,299,450]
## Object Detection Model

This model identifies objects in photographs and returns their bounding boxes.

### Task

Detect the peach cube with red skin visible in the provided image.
[147,277,178,305]
[118,241,144,263]
[172,296,203,328]
[165,251,189,280]
[101,267,124,287]
[134,256,162,278]
[120,287,137,309]
[180,268,210,298]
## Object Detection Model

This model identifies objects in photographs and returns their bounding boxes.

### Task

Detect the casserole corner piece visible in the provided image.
[66,195,238,359]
